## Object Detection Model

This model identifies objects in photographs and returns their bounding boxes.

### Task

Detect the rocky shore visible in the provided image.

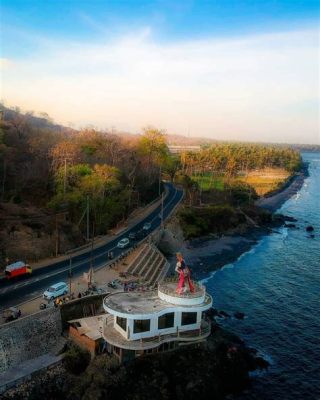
[1,167,309,400]
[1,316,269,400]
[160,164,309,280]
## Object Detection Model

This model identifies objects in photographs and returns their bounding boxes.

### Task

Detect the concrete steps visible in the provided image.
[125,243,169,287]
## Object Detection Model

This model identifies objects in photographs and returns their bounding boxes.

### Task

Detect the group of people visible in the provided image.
[175,252,195,295]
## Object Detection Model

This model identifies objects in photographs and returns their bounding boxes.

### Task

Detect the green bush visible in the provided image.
[227,182,258,205]
[178,205,244,238]
[63,344,91,375]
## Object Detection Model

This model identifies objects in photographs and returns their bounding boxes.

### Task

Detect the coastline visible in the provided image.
[170,164,309,277]
[254,162,309,212]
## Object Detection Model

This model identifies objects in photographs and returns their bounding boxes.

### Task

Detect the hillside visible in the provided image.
[0,104,306,267]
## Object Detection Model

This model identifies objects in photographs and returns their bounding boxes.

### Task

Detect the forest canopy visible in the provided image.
[0,105,303,236]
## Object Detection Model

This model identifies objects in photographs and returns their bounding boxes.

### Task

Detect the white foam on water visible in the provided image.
[200,237,267,285]
[200,270,217,284]
[221,263,235,270]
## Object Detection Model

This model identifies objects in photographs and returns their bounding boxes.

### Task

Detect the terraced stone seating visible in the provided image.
[126,244,149,274]
[125,243,169,286]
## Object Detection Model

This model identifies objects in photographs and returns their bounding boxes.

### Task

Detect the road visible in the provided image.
[0,183,183,310]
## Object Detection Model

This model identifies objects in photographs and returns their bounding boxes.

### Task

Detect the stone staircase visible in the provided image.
[126,243,169,287]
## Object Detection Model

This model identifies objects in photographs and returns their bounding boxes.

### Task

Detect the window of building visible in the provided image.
[133,319,150,333]
[181,312,197,326]
[116,316,127,332]
[158,312,174,329]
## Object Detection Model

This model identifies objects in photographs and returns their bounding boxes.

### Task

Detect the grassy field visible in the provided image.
[238,168,290,196]
[192,174,225,191]
[192,169,290,196]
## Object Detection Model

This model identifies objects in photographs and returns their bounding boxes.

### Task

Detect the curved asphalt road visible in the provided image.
[0,183,183,310]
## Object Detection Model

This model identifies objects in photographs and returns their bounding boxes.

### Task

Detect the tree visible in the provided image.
[163,154,181,182]
[50,141,82,171]
[138,127,169,171]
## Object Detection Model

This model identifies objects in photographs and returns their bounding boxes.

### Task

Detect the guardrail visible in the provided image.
[158,277,206,298]
[104,317,211,350]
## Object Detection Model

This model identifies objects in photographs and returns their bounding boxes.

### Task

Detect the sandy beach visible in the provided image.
[169,166,308,277]
[255,164,308,212]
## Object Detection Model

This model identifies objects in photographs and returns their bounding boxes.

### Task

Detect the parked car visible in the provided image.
[128,232,137,240]
[43,282,68,301]
[143,222,151,231]
[117,238,130,248]
[136,230,146,239]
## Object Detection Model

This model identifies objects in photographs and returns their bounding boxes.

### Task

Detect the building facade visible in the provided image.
[102,278,212,363]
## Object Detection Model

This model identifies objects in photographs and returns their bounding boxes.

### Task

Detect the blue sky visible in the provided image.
[2,0,319,51]
[1,1,319,143]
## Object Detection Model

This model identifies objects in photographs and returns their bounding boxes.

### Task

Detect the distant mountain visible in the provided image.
[1,104,318,151]
[0,105,76,135]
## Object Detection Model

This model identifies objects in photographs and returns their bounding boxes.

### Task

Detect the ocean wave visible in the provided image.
[199,270,217,284]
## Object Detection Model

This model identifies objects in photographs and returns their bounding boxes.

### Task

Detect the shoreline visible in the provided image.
[254,162,308,212]
[170,164,309,277]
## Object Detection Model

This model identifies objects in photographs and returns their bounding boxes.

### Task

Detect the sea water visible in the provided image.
[201,153,320,399]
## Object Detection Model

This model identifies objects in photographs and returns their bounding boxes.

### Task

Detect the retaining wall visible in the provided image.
[0,308,62,374]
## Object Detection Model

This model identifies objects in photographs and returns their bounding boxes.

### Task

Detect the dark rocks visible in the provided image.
[306,226,314,232]
[234,312,245,320]
[284,216,298,222]
[285,223,296,228]
[2,322,271,400]
[205,307,219,320]
[247,347,258,355]
[254,356,270,370]
[218,310,231,318]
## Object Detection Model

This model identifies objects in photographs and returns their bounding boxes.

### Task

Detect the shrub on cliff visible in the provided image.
[63,344,91,375]
[178,205,244,238]
[227,181,258,205]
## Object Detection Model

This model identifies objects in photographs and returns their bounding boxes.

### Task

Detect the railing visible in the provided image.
[104,317,211,350]
[158,277,206,298]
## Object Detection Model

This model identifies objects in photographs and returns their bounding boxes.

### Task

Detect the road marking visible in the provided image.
[0,185,183,299]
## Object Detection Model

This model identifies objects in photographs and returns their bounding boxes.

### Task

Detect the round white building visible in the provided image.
[102,279,213,362]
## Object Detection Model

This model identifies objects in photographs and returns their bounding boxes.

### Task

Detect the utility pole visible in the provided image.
[1,159,6,201]
[199,169,204,206]
[55,214,59,257]
[158,165,162,196]
[89,222,95,289]
[86,195,90,241]
[68,255,72,295]
[161,192,164,229]
[63,158,67,196]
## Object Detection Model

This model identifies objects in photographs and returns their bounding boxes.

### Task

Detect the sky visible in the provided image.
[0,0,319,144]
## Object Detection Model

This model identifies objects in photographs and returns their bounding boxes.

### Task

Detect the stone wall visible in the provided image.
[0,308,62,374]
[60,294,105,330]
[156,216,185,255]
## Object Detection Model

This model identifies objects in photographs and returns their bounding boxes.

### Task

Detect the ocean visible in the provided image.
[200,152,320,399]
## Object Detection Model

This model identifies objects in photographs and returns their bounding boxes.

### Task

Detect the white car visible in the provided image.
[143,222,151,231]
[43,282,68,301]
[117,238,130,248]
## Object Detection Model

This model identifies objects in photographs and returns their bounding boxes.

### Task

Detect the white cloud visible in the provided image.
[2,27,319,144]
[0,58,14,69]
